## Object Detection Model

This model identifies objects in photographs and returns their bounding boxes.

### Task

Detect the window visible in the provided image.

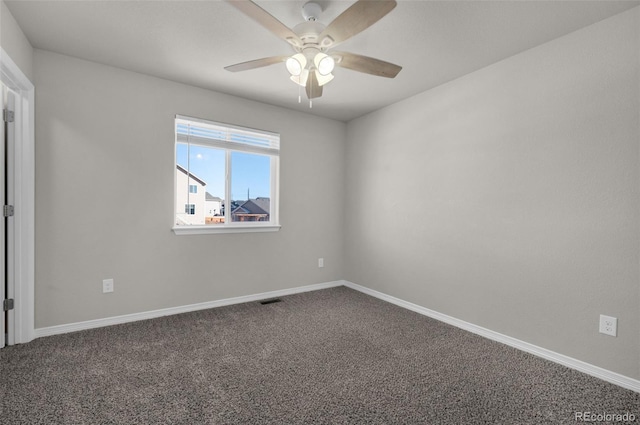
[174,115,280,234]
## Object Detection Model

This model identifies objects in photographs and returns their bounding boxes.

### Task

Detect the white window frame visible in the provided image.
[173,115,280,235]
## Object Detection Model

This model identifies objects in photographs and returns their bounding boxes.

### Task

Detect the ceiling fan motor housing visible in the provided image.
[293,21,326,46]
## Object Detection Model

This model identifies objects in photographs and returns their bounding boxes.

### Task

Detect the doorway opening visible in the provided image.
[0,48,35,347]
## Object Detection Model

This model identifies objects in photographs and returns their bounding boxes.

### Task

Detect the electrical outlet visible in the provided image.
[599,314,617,337]
[318,258,324,268]
[102,278,114,293]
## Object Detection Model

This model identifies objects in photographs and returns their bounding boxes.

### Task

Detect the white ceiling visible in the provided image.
[5,0,639,122]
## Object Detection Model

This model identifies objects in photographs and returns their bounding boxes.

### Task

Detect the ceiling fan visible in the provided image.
[224,0,402,104]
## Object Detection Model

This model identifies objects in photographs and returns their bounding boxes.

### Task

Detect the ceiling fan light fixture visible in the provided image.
[286,53,307,76]
[290,68,309,87]
[315,70,334,87]
[314,53,335,76]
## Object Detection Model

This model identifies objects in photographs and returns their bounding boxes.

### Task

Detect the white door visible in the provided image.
[1,84,16,349]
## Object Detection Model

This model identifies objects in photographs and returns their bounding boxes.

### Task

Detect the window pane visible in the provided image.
[175,143,225,225]
[230,152,271,223]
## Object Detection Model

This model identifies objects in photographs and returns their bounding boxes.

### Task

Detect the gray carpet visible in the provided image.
[1,286,638,424]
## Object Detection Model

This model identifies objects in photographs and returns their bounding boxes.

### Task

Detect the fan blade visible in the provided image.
[226,0,302,48]
[306,71,323,99]
[318,0,396,48]
[333,51,402,78]
[225,56,288,72]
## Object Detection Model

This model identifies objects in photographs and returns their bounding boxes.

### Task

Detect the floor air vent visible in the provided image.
[259,298,282,305]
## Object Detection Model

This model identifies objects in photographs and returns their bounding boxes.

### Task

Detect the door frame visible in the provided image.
[1,48,35,345]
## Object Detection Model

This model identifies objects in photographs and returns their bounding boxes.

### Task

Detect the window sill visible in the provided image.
[172,224,281,235]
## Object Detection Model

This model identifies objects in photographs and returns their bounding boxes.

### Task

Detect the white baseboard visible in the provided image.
[342,280,640,393]
[33,279,640,393]
[34,280,343,339]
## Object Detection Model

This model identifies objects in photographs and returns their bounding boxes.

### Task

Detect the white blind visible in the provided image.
[176,115,280,156]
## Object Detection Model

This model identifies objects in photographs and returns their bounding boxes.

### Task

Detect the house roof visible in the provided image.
[253,197,270,214]
[232,198,270,215]
[176,164,206,186]
[205,192,222,202]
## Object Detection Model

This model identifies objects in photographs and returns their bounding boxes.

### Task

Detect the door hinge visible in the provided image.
[3,299,14,311]
[3,109,14,123]
[3,205,14,217]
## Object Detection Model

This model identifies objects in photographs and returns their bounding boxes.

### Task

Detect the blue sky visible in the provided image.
[176,143,270,201]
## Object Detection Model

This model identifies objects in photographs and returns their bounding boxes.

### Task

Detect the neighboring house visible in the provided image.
[175,164,206,225]
[231,197,270,222]
[205,192,223,223]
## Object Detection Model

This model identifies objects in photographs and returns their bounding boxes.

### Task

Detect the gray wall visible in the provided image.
[34,49,346,328]
[344,7,639,379]
[0,0,33,82]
